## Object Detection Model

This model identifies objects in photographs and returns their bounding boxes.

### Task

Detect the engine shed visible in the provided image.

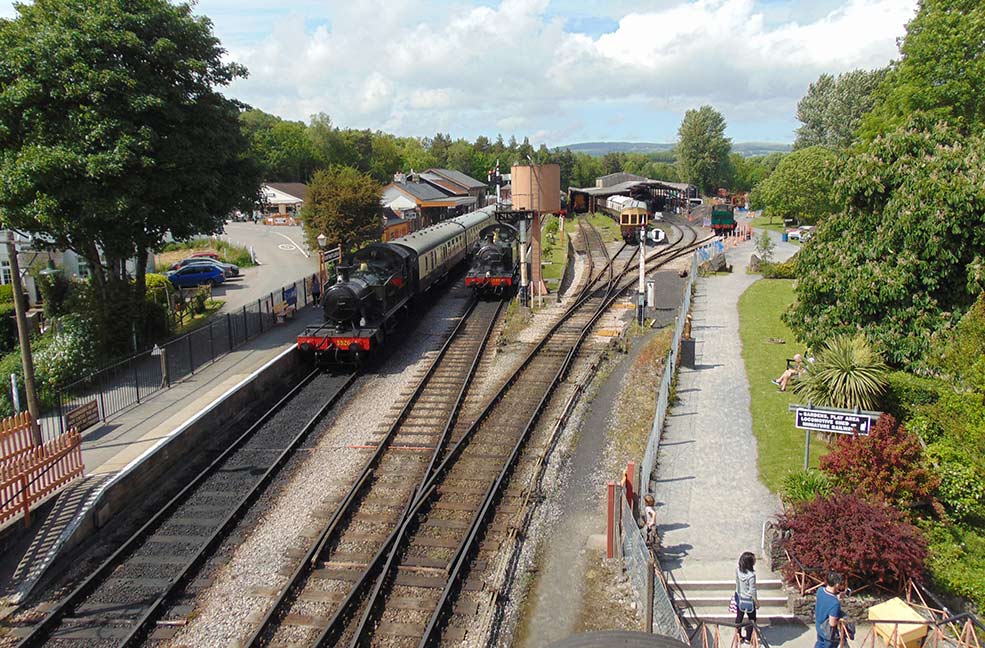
[568,177,696,215]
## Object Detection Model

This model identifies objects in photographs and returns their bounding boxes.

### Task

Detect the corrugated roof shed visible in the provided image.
[390,180,449,201]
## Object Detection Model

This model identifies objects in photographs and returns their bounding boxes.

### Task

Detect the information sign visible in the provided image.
[795,409,873,435]
[322,246,342,264]
[65,400,100,433]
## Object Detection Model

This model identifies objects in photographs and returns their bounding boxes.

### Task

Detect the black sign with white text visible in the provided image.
[795,409,873,435]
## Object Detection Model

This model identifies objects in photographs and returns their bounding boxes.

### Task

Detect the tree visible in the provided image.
[754,146,839,225]
[676,106,732,194]
[0,0,260,350]
[794,69,886,149]
[860,0,985,139]
[301,167,382,253]
[785,119,985,367]
[730,153,779,192]
[754,231,775,263]
[793,334,889,410]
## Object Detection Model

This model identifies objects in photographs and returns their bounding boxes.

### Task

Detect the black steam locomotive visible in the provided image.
[298,206,497,363]
[465,223,519,297]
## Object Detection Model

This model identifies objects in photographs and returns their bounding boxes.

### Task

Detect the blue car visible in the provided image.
[166,264,226,288]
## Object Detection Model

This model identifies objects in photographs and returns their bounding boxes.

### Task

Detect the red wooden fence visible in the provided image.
[0,412,36,465]
[0,422,84,528]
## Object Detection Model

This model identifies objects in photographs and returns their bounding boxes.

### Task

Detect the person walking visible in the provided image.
[734,551,759,645]
[815,571,845,648]
[311,273,322,306]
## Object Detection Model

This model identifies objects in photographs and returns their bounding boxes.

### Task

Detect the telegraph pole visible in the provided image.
[6,232,42,444]
[637,227,646,326]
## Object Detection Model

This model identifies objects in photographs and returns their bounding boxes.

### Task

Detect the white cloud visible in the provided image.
[2,0,918,143]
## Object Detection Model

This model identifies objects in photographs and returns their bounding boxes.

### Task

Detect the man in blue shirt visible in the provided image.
[815,571,845,648]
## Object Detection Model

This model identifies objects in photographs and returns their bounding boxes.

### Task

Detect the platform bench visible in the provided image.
[273,301,297,323]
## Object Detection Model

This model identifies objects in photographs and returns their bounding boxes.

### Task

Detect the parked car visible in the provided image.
[166,264,225,288]
[169,257,239,277]
[190,251,220,260]
[786,226,815,241]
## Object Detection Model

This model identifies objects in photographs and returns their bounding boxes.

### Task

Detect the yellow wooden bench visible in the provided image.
[272,301,297,323]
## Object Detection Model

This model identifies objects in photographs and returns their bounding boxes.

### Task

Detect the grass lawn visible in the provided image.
[738,278,827,492]
[586,213,622,243]
[174,299,225,336]
[748,212,787,233]
[540,215,569,283]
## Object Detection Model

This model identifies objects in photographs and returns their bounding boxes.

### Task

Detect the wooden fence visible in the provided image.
[0,414,84,528]
[0,412,36,465]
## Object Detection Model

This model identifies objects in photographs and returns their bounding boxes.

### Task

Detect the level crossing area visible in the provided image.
[0,194,722,647]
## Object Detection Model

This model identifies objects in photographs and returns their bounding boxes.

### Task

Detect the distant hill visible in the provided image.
[560,141,791,157]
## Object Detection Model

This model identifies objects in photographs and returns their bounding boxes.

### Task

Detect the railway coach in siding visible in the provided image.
[298,206,496,363]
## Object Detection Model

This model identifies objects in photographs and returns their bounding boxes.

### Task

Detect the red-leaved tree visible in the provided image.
[777,491,927,590]
[819,414,939,513]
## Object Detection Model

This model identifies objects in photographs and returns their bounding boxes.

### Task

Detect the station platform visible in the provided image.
[0,304,323,612]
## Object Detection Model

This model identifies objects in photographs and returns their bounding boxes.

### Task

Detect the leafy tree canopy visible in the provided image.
[860,0,985,138]
[754,145,839,225]
[301,166,382,253]
[794,69,886,149]
[785,118,985,367]
[0,0,260,349]
[675,106,732,194]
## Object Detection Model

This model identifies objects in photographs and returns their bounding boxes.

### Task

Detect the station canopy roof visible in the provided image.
[572,179,690,197]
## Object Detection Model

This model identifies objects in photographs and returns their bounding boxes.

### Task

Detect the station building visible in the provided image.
[381,169,489,235]
[568,173,697,215]
[260,183,308,224]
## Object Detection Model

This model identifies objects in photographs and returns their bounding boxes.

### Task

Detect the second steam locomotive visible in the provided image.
[298,206,497,363]
[465,222,519,297]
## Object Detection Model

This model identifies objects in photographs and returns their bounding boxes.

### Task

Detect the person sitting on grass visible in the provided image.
[772,353,804,391]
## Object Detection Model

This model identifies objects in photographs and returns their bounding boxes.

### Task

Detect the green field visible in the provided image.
[737,279,827,492]
[540,215,568,282]
[748,212,787,233]
[587,213,622,242]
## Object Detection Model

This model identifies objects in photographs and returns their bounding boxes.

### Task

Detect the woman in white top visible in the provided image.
[735,551,760,644]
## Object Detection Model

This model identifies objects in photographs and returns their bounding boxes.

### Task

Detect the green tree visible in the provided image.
[0,0,260,350]
[793,334,890,410]
[729,153,778,192]
[754,146,839,225]
[794,69,887,149]
[785,119,985,366]
[676,106,732,194]
[368,133,403,183]
[861,0,985,138]
[754,230,775,263]
[301,166,382,253]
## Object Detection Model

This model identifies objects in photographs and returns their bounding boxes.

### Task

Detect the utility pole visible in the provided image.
[637,227,646,326]
[6,232,42,444]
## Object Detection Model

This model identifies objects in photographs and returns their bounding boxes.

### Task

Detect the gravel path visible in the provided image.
[164,284,472,647]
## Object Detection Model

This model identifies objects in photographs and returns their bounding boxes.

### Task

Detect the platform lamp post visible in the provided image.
[316,233,328,285]
[5,232,42,445]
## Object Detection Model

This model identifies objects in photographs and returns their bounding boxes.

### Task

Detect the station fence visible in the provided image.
[1,413,83,528]
[640,252,698,502]
[34,274,325,442]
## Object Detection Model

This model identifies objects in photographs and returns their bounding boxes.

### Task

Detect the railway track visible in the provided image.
[13,369,357,647]
[245,298,503,647]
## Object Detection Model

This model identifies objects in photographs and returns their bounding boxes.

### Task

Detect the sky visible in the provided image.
[0,0,919,146]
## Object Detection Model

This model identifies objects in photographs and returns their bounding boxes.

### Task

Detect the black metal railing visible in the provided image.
[36,274,323,442]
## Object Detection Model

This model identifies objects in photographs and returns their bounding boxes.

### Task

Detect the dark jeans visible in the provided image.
[735,608,757,641]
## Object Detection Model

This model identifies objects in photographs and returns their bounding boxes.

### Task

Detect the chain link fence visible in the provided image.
[36,275,321,441]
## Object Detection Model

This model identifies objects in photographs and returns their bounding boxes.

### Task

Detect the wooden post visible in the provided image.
[606,481,616,559]
[20,473,30,528]
[646,556,655,632]
[6,234,42,445]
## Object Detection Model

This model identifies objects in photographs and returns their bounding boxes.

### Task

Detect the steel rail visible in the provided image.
[417,220,713,646]
[16,367,358,648]
[246,297,502,647]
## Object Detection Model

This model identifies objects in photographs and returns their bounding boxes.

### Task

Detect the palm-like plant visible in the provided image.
[793,334,889,410]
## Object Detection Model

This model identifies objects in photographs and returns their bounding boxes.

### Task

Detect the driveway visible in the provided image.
[215,223,317,313]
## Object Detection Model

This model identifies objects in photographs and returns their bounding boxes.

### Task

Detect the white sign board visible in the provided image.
[795,409,873,435]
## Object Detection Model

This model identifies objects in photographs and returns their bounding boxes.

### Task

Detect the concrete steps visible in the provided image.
[672,578,798,625]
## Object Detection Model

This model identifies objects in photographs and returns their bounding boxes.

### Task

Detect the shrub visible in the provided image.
[793,333,889,410]
[761,259,797,279]
[820,414,939,512]
[0,284,13,303]
[0,302,16,353]
[33,315,100,391]
[924,523,985,613]
[882,371,940,421]
[782,469,833,505]
[927,441,985,523]
[777,491,927,590]
[191,286,209,314]
[34,271,73,318]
